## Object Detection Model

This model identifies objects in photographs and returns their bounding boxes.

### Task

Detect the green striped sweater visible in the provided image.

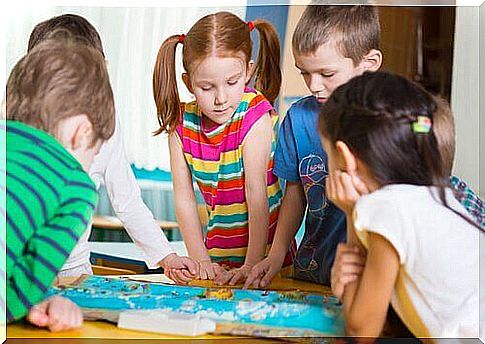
[3,120,98,321]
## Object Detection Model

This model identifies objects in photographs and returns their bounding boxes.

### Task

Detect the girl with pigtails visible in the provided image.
[152,12,295,285]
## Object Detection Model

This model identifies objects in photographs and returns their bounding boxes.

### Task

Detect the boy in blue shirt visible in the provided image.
[245,4,382,287]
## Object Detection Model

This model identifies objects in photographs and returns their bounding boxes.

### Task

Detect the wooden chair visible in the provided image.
[92,265,137,276]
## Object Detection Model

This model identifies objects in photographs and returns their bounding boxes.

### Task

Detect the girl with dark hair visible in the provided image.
[319,71,481,338]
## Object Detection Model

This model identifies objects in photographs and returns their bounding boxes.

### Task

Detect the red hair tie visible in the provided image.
[247,21,255,32]
[178,34,185,43]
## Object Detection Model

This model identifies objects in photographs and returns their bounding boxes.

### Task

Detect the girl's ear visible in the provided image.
[335,140,357,173]
[246,59,255,84]
[182,73,194,94]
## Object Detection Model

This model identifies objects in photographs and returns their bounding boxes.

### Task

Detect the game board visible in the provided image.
[48,275,344,337]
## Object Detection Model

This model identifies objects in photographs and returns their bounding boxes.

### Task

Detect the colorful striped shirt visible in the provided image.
[176,88,293,268]
[4,120,98,322]
[450,175,484,228]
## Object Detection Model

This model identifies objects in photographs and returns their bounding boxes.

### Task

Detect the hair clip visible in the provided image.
[411,115,432,134]
[178,34,186,43]
[247,21,255,32]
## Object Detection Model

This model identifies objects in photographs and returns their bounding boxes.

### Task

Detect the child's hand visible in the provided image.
[214,264,253,286]
[26,296,83,332]
[331,243,366,301]
[161,253,199,284]
[197,260,225,280]
[326,170,369,215]
[243,256,283,289]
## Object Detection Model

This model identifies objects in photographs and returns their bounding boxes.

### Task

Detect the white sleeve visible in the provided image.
[97,123,175,268]
[353,194,409,264]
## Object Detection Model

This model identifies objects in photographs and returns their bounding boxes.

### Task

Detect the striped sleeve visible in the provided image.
[6,181,97,322]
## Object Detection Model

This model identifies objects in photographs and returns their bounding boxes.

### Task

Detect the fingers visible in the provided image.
[170,269,193,284]
[26,303,50,328]
[250,275,263,289]
[351,174,370,195]
[259,266,276,289]
[243,269,261,289]
[327,170,369,214]
[183,258,199,275]
[198,265,209,280]
[205,265,215,280]
[46,296,83,332]
[214,270,233,286]
[228,271,245,286]
[331,243,366,300]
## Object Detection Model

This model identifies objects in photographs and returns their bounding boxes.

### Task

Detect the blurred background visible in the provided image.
[5,1,483,244]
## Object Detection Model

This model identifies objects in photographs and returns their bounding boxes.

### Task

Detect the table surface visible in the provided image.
[8,275,333,339]
[89,241,188,262]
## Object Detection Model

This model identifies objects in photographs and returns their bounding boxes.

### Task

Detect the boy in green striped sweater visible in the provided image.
[4,30,115,331]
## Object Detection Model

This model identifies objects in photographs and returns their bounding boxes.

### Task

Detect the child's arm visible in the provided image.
[342,232,400,337]
[6,183,96,322]
[215,113,273,286]
[244,181,306,289]
[169,133,223,280]
[99,124,178,269]
[26,296,82,332]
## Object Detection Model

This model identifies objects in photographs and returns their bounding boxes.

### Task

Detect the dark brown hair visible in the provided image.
[292,4,380,65]
[7,30,115,144]
[153,11,281,134]
[28,14,105,57]
[319,71,481,230]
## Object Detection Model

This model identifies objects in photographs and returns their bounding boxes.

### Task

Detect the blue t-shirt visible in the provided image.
[274,96,346,286]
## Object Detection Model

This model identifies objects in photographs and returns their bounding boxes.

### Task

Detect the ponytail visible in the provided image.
[153,34,182,135]
[252,20,282,105]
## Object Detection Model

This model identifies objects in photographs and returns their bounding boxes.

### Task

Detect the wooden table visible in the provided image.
[93,215,179,231]
[7,276,333,340]
[89,241,187,274]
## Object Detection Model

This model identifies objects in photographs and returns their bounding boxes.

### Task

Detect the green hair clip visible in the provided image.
[411,116,432,134]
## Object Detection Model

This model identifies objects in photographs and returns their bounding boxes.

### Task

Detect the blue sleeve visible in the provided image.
[273,111,300,182]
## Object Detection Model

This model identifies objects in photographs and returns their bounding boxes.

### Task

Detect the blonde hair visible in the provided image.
[153,11,281,134]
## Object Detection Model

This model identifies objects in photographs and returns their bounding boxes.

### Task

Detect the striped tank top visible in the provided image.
[176,88,294,269]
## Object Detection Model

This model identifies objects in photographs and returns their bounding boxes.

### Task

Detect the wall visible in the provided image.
[451,6,480,194]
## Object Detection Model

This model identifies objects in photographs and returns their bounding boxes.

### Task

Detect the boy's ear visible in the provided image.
[335,140,357,173]
[70,115,94,151]
[246,59,255,84]
[361,49,383,72]
[182,73,193,94]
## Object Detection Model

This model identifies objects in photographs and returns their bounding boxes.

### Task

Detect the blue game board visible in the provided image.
[49,275,344,337]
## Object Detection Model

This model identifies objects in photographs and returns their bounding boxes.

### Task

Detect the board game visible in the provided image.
[48,275,344,337]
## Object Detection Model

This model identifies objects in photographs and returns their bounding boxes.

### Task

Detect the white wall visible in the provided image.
[451,6,481,195]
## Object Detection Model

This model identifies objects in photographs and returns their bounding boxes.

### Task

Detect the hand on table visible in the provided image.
[214,264,253,286]
[197,260,226,280]
[161,253,198,284]
[26,296,83,332]
[243,256,283,289]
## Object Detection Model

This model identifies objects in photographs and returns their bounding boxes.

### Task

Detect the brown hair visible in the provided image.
[432,95,455,176]
[292,4,380,65]
[7,29,115,144]
[28,13,105,57]
[153,11,281,134]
